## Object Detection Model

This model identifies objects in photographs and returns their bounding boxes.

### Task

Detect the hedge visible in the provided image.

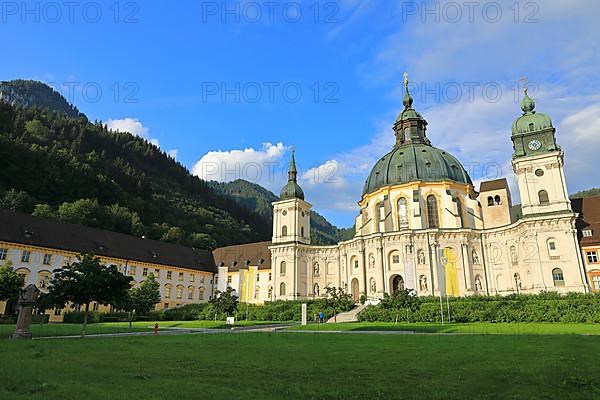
[61,298,355,324]
[357,292,600,323]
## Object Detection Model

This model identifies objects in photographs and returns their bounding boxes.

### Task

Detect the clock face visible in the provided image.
[528,140,542,151]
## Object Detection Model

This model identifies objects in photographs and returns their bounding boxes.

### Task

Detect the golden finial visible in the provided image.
[403,72,409,87]
[520,76,528,95]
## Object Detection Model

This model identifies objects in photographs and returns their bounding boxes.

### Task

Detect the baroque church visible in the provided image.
[215,76,590,303]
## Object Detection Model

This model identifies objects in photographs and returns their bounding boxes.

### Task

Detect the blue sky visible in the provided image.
[2,0,600,227]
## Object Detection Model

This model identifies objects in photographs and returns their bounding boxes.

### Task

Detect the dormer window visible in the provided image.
[24,230,33,238]
[582,229,593,237]
[529,122,535,131]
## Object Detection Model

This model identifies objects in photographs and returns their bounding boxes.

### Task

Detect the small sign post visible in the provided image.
[301,303,307,326]
[226,317,235,327]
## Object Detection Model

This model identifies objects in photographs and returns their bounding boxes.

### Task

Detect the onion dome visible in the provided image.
[280,149,305,200]
[511,86,553,135]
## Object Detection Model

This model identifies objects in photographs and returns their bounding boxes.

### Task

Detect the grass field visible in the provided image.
[1,332,599,399]
[290,322,600,335]
[0,320,284,339]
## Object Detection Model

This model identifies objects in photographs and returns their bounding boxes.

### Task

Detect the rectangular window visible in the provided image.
[155,269,160,278]
[0,248,7,260]
[165,287,171,298]
[93,303,99,312]
[587,251,598,264]
[190,274,195,282]
[130,266,137,276]
[583,229,593,237]
[21,250,31,263]
[256,275,260,282]
[43,254,52,265]
[549,242,556,251]
[269,273,272,281]
[164,303,169,310]
[227,276,232,284]
[167,271,172,280]
[200,276,205,284]
[179,272,184,281]
[392,255,400,264]
[593,276,600,290]
[143,268,148,277]
[54,308,62,316]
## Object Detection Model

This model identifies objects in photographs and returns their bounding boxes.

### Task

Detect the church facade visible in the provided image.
[265,78,590,302]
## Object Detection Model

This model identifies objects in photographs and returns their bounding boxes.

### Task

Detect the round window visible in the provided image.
[535,169,544,177]
[282,210,287,216]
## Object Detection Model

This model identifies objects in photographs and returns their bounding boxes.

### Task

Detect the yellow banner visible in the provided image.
[443,247,460,297]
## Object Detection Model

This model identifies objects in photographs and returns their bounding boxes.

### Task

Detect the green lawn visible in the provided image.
[1,333,599,399]
[0,320,287,339]
[290,322,600,335]
[0,323,152,339]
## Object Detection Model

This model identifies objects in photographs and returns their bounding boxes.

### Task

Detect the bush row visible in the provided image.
[358,292,600,323]
[62,298,355,324]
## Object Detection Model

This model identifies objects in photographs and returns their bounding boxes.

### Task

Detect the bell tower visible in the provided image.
[511,84,571,216]
[272,149,311,245]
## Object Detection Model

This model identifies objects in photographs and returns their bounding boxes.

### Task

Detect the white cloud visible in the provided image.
[105,117,163,149]
[192,142,289,189]
[167,149,179,159]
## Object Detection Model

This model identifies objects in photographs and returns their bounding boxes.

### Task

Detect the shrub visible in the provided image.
[358,292,600,323]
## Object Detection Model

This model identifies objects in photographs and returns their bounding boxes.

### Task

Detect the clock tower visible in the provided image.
[511,86,571,216]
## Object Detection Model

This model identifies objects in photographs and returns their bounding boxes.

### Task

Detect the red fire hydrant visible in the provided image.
[154,323,159,335]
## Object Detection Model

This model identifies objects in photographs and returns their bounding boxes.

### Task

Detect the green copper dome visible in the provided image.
[280,149,305,200]
[280,181,304,200]
[362,143,472,195]
[363,74,472,196]
[511,88,553,135]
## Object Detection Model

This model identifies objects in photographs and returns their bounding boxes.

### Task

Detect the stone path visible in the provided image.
[326,304,366,323]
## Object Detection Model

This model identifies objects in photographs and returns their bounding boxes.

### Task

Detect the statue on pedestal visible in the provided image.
[12,284,40,340]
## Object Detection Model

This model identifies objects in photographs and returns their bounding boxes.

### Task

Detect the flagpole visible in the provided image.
[436,244,444,325]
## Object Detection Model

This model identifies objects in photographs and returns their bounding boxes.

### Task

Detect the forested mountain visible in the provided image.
[0,80,351,249]
[0,85,273,249]
[208,179,355,244]
[0,80,81,119]
[571,188,600,199]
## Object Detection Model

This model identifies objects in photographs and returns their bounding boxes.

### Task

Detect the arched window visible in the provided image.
[487,196,494,206]
[199,287,205,301]
[456,198,465,228]
[176,286,184,299]
[494,195,501,205]
[279,282,286,296]
[510,246,518,265]
[426,195,439,228]
[404,127,410,141]
[538,190,549,206]
[187,286,194,300]
[254,286,260,299]
[280,261,286,276]
[552,268,564,287]
[267,286,273,299]
[164,285,172,299]
[300,226,305,237]
[281,225,288,237]
[397,197,409,229]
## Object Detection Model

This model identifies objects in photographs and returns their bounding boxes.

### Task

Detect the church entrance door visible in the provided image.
[391,275,404,293]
